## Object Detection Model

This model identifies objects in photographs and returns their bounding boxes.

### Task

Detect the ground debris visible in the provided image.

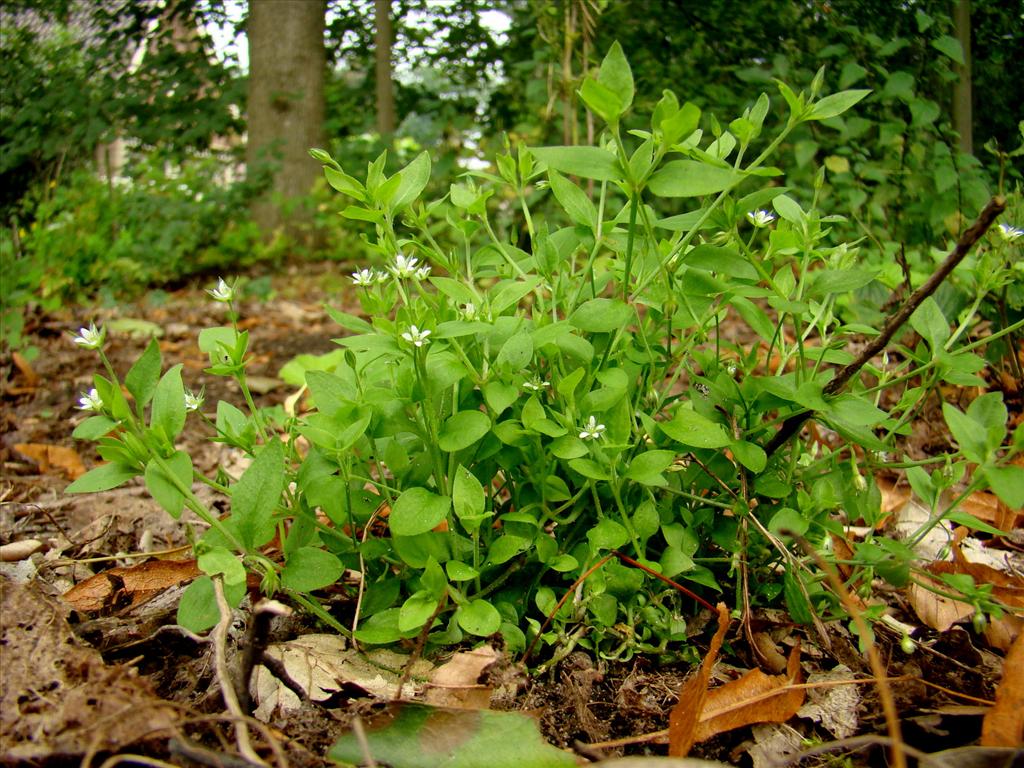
[0,579,179,762]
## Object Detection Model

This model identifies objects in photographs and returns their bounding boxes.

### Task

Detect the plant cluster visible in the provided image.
[67,46,1022,662]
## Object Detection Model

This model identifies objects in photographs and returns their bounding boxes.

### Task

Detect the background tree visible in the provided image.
[374,0,396,137]
[246,0,327,239]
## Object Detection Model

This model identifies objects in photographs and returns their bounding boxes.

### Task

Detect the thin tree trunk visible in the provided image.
[247,0,326,240]
[952,0,973,156]
[374,0,396,137]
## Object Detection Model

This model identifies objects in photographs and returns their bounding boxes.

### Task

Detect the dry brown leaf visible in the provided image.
[695,643,805,742]
[62,558,201,612]
[908,542,1024,650]
[424,645,499,709]
[13,442,86,479]
[981,632,1024,747]
[668,603,730,757]
[876,475,912,517]
[907,574,975,633]
[958,490,1016,528]
[11,351,39,387]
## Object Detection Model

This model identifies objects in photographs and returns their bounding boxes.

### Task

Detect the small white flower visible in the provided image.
[997,223,1023,242]
[414,265,432,280]
[390,253,421,279]
[523,376,550,392]
[184,389,205,412]
[746,209,776,228]
[72,322,106,350]
[207,277,235,302]
[351,268,376,287]
[579,415,606,441]
[401,325,432,347]
[78,388,103,412]
[462,302,478,321]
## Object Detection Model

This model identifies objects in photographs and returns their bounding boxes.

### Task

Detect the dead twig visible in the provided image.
[764,195,1006,457]
[212,575,268,766]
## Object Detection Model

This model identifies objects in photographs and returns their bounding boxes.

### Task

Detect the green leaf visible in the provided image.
[486,534,531,565]
[982,465,1024,510]
[684,245,758,279]
[323,166,365,199]
[65,461,139,493]
[768,507,808,538]
[144,450,193,519]
[647,160,743,197]
[805,89,871,121]
[329,702,579,768]
[483,381,518,415]
[150,364,185,441]
[390,488,451,537]
[547,170,597,230]
[588,518,629,551]
[660,407,732,448]
[72,415,117,441]
[341,205,385,223]
[457,599,502,636]
[198,547,246,586]
[732,440,767,473]
[399,590,440,632]
[569,298,632,333]
[125,338,162,410]
[597,40,634,113]
[932,35,965,65]
[390,151,431,212]
[453,465,486,527]
[495,331,533,371]
[491,277,543,315]
[783,571,814,625]
[626,450,675,487]
[530,146,621,182]
[281,547,344,592]
[439,410,491,452]
[177,575,244,633]
[445,560,478,581]
[579,77,624,124]
[909,297,950,350]
[943,399,1000,465]
[231,440,285,550]
[569,457,610,481]
[772,194,805,224]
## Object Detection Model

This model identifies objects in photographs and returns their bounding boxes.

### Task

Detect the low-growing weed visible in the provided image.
[66,44,1022,661]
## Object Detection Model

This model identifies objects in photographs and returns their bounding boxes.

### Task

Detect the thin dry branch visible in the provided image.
[764,196,1007,457]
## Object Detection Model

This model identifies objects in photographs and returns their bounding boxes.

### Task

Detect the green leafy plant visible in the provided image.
[67,44,1022,660]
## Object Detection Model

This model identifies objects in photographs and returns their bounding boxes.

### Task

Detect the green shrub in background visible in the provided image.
[66,45,1023,664]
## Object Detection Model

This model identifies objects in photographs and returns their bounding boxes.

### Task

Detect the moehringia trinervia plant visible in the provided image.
[67,43,1023,660]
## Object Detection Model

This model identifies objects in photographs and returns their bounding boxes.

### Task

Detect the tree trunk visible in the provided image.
[952,0,973,156]
[247,0,326,239]
[374,0,396,137]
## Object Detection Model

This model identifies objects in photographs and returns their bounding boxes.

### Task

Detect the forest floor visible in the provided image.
[1,263,1022,767]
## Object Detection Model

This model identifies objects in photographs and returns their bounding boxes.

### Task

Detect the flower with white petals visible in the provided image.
[401,325,432,347]
[351,268,377,287]
[78,388,103,412]
[207,277,235,302]
[579,415,606,441]
[71,322,106,350]
[997,223,1023,242]
[390,253,421,279]
[523,376,550,392]
[746,209,776,228]
[184,389,205,412]
[461,303,478,321]
[414,265,432,280]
